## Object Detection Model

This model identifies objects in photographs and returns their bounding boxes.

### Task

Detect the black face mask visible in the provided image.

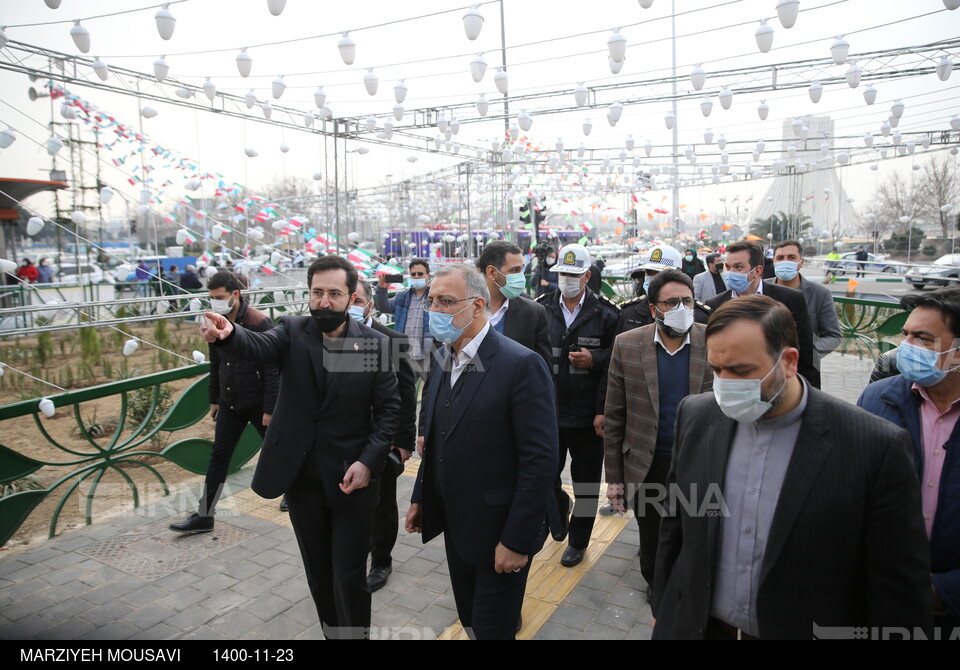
[310,307,348,334]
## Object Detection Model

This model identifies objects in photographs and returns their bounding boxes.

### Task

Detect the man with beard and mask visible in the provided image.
[536,244,619,568]
[532,245,559,298]
[348,280,418,593]
[651,294,932,640]
[199,255,400,640]
[170,271,280,534]
[603,269,713,600]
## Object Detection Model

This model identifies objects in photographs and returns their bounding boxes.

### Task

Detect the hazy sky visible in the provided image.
[0,0,957,229]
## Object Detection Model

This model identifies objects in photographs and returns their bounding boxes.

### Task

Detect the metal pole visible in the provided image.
[670,0,680,233]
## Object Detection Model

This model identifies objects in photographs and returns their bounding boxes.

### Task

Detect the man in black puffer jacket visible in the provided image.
[170,271,279,533]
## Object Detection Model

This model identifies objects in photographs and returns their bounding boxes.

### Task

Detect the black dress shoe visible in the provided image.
[279,495,289,512]
[169,513,213,534]
[552,492,571,542]
[560,545,586,568]
[598,502,615,516]
[367,566,392,592]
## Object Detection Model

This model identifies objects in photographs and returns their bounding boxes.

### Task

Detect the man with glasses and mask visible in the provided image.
[348,281,418,594]
[651,294,931,639]
[199,256,400,640]
[170,271,280,533]
[859,287,960,631]
[706,240,820,389]
[603,269,713,600]
[405,264,557,639]
[376,258,432,381]
[536,243,620,568]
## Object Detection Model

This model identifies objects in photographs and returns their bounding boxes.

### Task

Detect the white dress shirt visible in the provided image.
[448,322,490,387]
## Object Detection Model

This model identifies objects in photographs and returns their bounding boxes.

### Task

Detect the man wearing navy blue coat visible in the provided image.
[405,263,558,640]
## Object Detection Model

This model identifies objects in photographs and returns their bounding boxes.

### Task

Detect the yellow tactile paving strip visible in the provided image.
[229,458,629,640]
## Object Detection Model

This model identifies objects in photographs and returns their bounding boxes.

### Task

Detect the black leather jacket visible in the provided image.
[208,299,279,413]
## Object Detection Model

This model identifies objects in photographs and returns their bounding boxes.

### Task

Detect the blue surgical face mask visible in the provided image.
[642,278,652,296]
[428,300,476,344]
[497,268,526,300]
[724,269,752,294]
[897,341,960,387]
[348,305,366,323]
[774,260,800,282]
[409,278,427,290]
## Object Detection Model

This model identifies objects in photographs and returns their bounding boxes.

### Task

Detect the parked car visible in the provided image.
[55,263,105,284]
[906,254,960,290]
[834,252,908,276]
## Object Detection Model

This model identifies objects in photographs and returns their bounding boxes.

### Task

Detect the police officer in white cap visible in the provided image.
[536,244,620,568]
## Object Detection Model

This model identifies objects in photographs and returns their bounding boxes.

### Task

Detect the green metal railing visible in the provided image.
[0,364,263,546]
[832,296,906,358]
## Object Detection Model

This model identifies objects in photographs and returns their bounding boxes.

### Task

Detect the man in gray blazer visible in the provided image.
[693,253,725,303]
[651,294,931,639]
[603,269,713,596]
[765,239,842,360]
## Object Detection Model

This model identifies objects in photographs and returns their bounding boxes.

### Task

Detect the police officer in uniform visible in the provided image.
[537,244,620,568]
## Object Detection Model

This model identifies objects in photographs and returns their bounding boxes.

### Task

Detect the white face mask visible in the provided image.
[712,351,787,423]
[557,275,584,299]
[210,296,235,315]
[660,303,695,335]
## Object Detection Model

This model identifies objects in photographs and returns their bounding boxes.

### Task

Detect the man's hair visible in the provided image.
[774,239,803,257]
[647,269,694,306]
[706,294,798,360]
[185,264,196,272]
[307,255,358,294]
[355,279,373,303]
[477,240,523,275]
[725,241,764,269]
[409,258,430,273]
[434,263,490,305]
[901,287,960,340]
[705,253,720,266]
[207,270,243,293]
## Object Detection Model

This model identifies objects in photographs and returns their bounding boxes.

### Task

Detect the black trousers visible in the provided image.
[633,454,671,588]
[286,450,378,640]
[556,424,604,550]
[198,405,266,517]
[369,459,401,569]
[443,525,529,640]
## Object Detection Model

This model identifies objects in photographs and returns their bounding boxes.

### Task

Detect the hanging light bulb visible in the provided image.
[46,135,63,155]
[830,36,849,65]
[582,119,593,136]
[470,53,487,82]
[463,5,484,40]
[308,88,325,110]
[243,90,257,109]
[91,57,109,81]
[393,103,404,121]
[494,68,508,94]
[450,118,460,135]
[944,0,960,9]
[644,139,653,156]
[362,69,379,96]
[153,55,169,82]
[141,106,158,119]
[438,115,449,133]
[717,135,727,150]
[202,77,216,101]
[921,134,932,149]
[880,120,891,136]
[718,87,733,110]
[303,111,314,127]
[518,110,533,132]
[261,101,272,119]
[800,124,810,140]
[700,95,713,117]
[863,132,874,147]
[808,81,823,103]
[608,101,623,124]
[38,398,55,418]
[755,139,765,153]
[383,120,394,139]
[71,210,87,225]
[607,29,627,63]
[638,0,654,7]
[937,56,954,82]
[394,80,408,104]
[690,64,706,90]
[952,115,960,131]
[890,99,905,118]
[60,103,76,120]
[365,115,377,133]
[574,82,588,107]
[267,0,288,16]
[338,32,356,65]
[608,56,625,75]
[70,21,91,53]
[26,216,44,236]
[44,0,63,7]
[777,0,800,28]
[863,84,877,105]
[184,179,201,191]
[845,62,861,88]
[272,75,286,99]
[755,20,774,53]
[664,111,676,129]
[155,4,176,40]
[236,49,253,77]
[704,128,714,144]
[175,86,192,99]
[791,118,803,136]
[837,151,850,165]
[0,127,16,149]
[757,100,769,120]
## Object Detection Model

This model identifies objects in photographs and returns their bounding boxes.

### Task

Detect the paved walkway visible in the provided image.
[0,353,876,641]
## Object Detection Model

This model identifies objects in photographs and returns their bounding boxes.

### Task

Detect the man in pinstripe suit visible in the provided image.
[651,294,932,639]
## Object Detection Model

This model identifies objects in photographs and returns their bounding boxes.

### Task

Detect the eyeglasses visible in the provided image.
[310,289,346,300]
[423,296,478,311]
[654,297,694,309]
[410,271,428,278]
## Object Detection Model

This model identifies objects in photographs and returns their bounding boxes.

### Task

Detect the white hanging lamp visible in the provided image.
[890,99,904,119]
[608,101,623,124]
[314,87,327,108]
[70,21,91,53]
[363,69,378,96]
[494,68,508,94]
[880,120,891,136]
[664,111,676,129]
[863,84,877,105]
[463,5,484,40]
[153,56,169,82]
[863,132,874,147]
[470,53,487,82]
[366,115,377,132]
[92,57,109,81]
[71,210,87,225]
[845,62,861,88]
[450,118,460,134]
[755,20,774,54]
[625,135,635,151]
[60,103,76,120]
[141,106,158,119]
[607,29,627,63]
[438,115,449,133]
[236,49,253,77]
[244,90,257,109]
[638,0,654,7]
[644,139,653,156]
[338,32,356,66]
[937,56,954,81]
[808,81,823,103]
[717,134,727,150]
[202,77,216,101]
[303,111,314,127]
[394,80,407,103]
[267,0,288,16]
[46,135,63,155]
[476,94,489,116]
[777,0,800,28]
[755,139,765,153]
[690,64,706,90]
[700,95,713,117]
[26,216,44,236]
[704,128,714,144]
[518,110,533,132]
[718,87,733,110]
[830,36,849,65]
[272,75,286,99]
[393,103,404,121]
[608,56,625,75]
[184,178,201,191]
[0,127,16,149]
[582,119,593,136]
[791,117,803,136]
[952,115,960,131]
[944,0,960,9]
[155,4,176,40]
[574,82,588,107]
[44,0,63,8]
[261,101,272,119]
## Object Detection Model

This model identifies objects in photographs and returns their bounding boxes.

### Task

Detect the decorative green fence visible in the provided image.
[832,296,907,358]
[0,364,263,546]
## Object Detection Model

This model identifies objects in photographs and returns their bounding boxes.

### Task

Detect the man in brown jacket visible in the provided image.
[603,269,713,597]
